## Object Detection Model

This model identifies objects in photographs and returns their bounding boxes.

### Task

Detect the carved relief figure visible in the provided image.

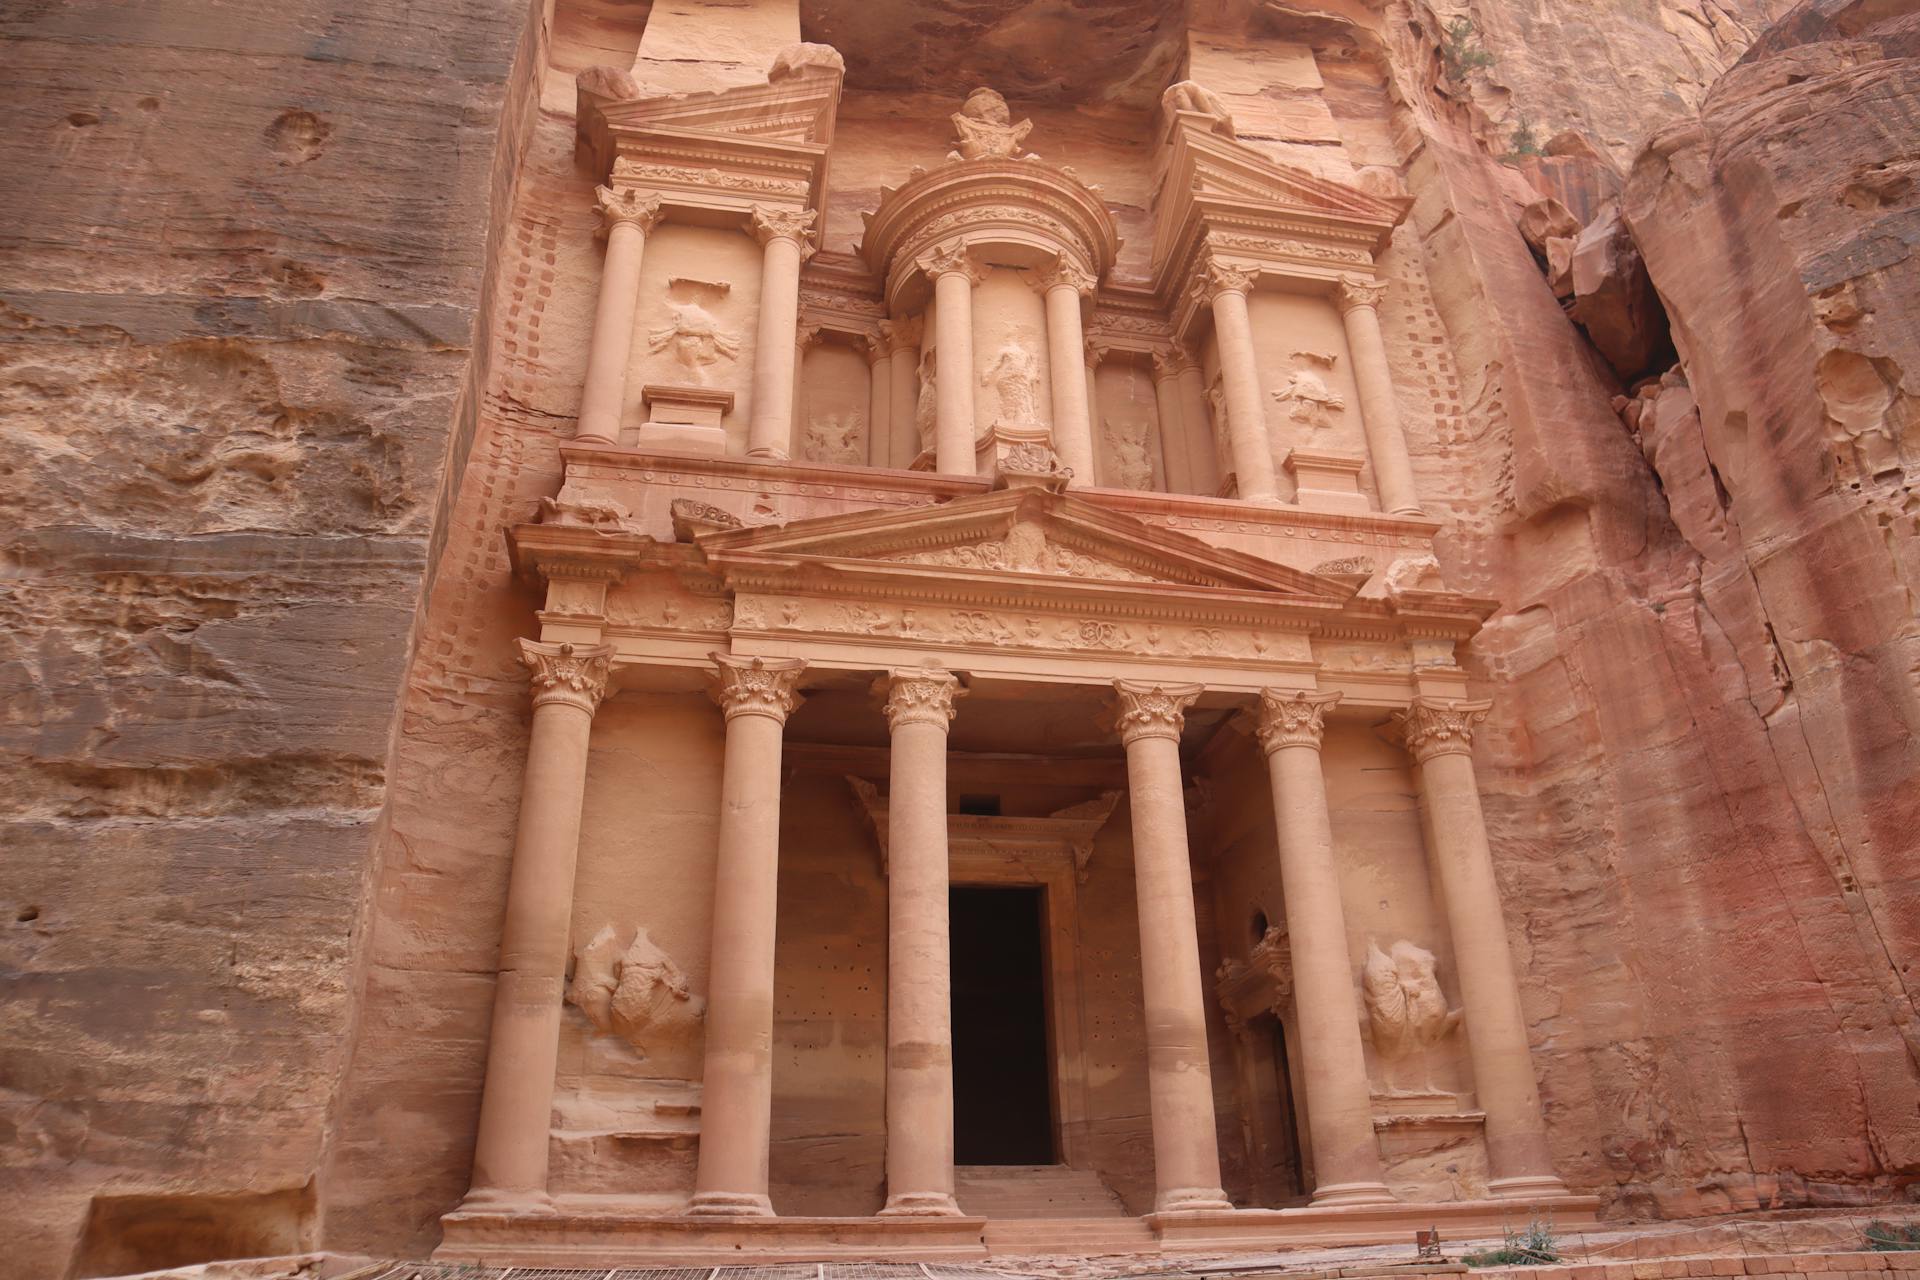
[1384,552,1447,594]
[984,344,1042,425]
[948,87,1034,161]
[914,346,938,454]
[569,924,706,1056]
[1273,351,1346,429]
[1362,939,1462,1092]
[1161,79,1236,138]
[648,302,740,384]
[1104,417,1154,490]
[804,411,865,465]
[537,493,633,531]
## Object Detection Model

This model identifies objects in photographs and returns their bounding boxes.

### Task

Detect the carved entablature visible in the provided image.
[850,780,1123,881]
[575,43,844,226]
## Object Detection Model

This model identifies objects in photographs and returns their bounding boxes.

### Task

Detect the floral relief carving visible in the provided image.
[520,640,615,715]
[1111,680,1203,744]
[1193,259,1261,301]
[1335,274,1391,312]
[1205,233,1374,266]
[1254,688,1341,752]
[595,185,664,236]
[750,204,818,252]
[619,163,807,197]
[1395,697,1492,762]
[707,653,806,722]
[884,668,964,730]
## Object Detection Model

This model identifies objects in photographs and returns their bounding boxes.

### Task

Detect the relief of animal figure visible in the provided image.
[569,924,706,1056]
[1362,939,1462,1092]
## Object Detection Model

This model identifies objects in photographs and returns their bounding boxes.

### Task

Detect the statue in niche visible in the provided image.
[1362,939,1462,1092]
[948,86,1034,161]
[570,924,706,1056]
[914,347,938,455]
[983,344,1042,425]
[804,411,864,465]
[1104,417,1154,490]
[1273,350,1346,429]
[648,301,740,384]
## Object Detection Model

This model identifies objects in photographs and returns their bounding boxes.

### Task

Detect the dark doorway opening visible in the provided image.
[950,885,1055,1164]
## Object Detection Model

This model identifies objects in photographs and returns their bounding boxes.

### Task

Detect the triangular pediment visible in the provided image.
[696,488,1354,601]
[1178,128,1407,224]
[577,60,842,149]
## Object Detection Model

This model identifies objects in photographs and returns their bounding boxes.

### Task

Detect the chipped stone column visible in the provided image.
[1040,259,1097,484]
[576,188,662,445]
[879,669,965,1216]
[689,653,807,1217]
[1112,680,1233,1214]
[1151,348,1193,495]
[1256,688,1396,1206]
[464,640,615,1209]
[922,241,983,476]
[1335,275,1422,515]
[1396,697,1569,1200]
[1195,260,1279,503]
[747,206,817,460]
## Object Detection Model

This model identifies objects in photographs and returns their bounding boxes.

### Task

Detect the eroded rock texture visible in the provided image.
[0,0,540,1275]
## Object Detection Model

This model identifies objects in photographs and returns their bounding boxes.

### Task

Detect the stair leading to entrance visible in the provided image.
[955,1164,1131,1218]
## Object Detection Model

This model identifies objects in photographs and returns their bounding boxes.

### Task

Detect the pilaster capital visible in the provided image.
[1193,258,1261,304]
[1150,346,1196,382]
[881,314,924,355]
[749,204,818,254]
[595,185,664,237]
[1254,688,1342,754]
[858,329,889,365]
[1395,696,1492,762]
[1335,273,1390,314]
[1085,336,1115,369]
[1037,257,1097,297]
[883,668,965,732]
[1112,680,1204,745]
[916,239,987,286]
[796,323,825,352]
[520,639,615,715]
[708,652,807,723]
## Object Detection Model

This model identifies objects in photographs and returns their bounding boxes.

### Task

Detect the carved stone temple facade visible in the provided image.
[392,4,1603,1265]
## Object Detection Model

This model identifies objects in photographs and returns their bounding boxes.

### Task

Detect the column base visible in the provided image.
[1154,1186,1234,1213]
[685,1190,776,1217]
[456,1186,555,1214]
[746,446,791,461]
[1488,1173,1573,1200]
[1389,504,1427,517]
[878,1191,964,1217]
[1308,1181,1398,1207]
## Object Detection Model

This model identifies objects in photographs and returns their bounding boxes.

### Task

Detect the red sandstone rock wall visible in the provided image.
[0,1,542,1275]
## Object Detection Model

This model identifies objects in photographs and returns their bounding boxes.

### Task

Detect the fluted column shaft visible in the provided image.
[1397,698,1568,1199]
[747,207,816,460]
[465,640,615,1207]
[880,670,965,1217]
[1255,689,1395,1206]
[1151,350,1193,495]
[577,188,661,444]
[1199,263,1279,503]
[1042,261,1097,483]
[690,654,807,1217]
[925,243,982,476]
[1336,276,1422,515]
[1112,681,1232,1214]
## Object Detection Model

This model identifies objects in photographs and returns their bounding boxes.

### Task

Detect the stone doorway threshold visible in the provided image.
[433,1197,1603,1269]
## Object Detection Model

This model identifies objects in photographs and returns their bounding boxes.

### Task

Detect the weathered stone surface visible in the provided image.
[1568,199,1673,378]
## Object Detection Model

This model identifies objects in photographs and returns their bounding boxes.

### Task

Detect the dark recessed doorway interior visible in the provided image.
[950,884,1055,1165]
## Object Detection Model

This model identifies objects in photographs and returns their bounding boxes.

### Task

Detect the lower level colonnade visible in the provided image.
[459,649,1564,1219]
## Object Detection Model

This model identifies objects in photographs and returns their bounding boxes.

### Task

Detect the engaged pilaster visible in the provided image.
[1335,275,1421,515]
[577,188,664,444]
[1150,348,1195,495]
[1193,260,1279,503]
[862,331,894,468]
[690,653,808,1217]
[464,640,615,1208]
[746,206,817,461]
[1111,680,1233,1214]
[879,669,966,1217]
[1395,697,1569,1200]
[919,241,985,476]
[1039,258,1098,484]
[1254,688,1396,1206]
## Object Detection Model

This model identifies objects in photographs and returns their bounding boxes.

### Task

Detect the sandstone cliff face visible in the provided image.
[0,1,540,1275]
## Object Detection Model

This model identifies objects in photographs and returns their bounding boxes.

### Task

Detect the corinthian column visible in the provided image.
[464,640,614,1208]
[920,241,984,476]
[880,669,965,1217]
[864,332,893,469]
[1194,260,1278,503]
[1394,697,1568,1199]
[690,653,807,1217]
[747,206,817,461]
[1111,681,1232,1214]
[1255,689,1395,1206]
[577,188,663,444]
[1335,275,1422,515]
[1039,258,1097,483]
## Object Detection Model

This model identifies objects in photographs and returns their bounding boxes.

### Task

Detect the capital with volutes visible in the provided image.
[1394,696,1492,763]
[1150,346,1197,382]
[750,204,818,256]
[520,639,616,715]
[708,652,807,723]
[1335,274,1390,314]
[883,668,965,732]
[1037,257,1098,298]
[595,185,664,237]
[1084,336,1115,369]
[1255,688,1341,754]
[915,239,987,286]
[1111,680,1204,745]
[1192,258,1261,304]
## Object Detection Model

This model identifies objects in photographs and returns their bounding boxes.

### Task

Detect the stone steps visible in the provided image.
[983,1215,1162,1256]
[954,1164,1132,1220]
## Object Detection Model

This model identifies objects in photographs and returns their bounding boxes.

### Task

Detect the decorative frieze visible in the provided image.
[1111,680,1203,744]
[521,639,615,714]
[1254,688,1341,753]
[707,653,806,722]
[1395,696,1492,762]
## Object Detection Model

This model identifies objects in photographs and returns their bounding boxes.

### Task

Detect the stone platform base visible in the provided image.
[1150,1195,1603,1252]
